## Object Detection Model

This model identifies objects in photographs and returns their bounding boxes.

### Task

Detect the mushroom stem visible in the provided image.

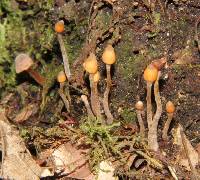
[146,81,153,124]
[57,34,71,80]
[162,112,173,141]
[81,95,94,118]
[89,74,102,120]
[27,68,45,86]
[58,88,70,112]
[148,71,162,151]
[136,110,145,136]
[103,64,114,124]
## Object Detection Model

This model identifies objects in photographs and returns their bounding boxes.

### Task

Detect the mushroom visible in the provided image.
[143,64,158,151]
[162,101,175,141]
[15,53,45,86]
[55,20,65,33]
[143,58,166,151]
[57,71,70,112]
[55,20,71,80]
[135,101,145,136]
[57,70,67,91]
[102,44,116,124]
[83,53,102,120]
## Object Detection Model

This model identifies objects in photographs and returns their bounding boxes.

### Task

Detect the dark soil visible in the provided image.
[0,0,200,179]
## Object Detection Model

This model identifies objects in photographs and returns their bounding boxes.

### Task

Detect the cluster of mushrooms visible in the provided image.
[82,44,116,125]
[14,20,177,152]
[135,58,175,151]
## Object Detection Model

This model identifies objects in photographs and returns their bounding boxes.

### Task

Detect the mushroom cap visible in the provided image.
[135,101,144,111]
[81,94,88,102]
[143,64,158,83]
[102,44,116,65]
[55,20,64,33]
[166,101,175,113]
[57,71,67,83]
[151,57,167,70]
[83,53,98,74]
[93,71,100,83]
[15,53,34,73]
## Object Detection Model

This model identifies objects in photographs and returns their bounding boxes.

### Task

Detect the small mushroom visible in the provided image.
[143,64,158,123]
[15,53,45,86]
[55,20,71,80]
[57,70,67,91]
[102,44,116,124]
[83,53,98,74]
[57,71,70,112]
[83,53,102,121]
[135,101,145,136]
[55,20,65,33]
[143,64,158,151]
[162,101,175,141]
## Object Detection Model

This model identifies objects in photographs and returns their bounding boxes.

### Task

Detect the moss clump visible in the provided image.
[119,108,136,123]
[80,117,121,171]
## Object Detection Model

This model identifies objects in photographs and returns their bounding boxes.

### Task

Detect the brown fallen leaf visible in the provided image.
[14,103,38,123]
[51,143,95,180]
[172,124,199,171]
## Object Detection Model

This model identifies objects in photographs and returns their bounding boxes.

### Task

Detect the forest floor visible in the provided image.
[0,0,200,179]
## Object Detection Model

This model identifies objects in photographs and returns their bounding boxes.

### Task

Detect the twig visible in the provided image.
[168,166,178,180]
[134,150,163,169]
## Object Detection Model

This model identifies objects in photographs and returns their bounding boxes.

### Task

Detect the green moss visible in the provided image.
[20,128,31,140]
[119,108,136,123]
[0,1,25,88]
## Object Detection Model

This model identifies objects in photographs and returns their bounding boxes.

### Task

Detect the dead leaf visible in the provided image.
[51,143,95,180]
[14,103,38,123]
[172,124,199,171]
